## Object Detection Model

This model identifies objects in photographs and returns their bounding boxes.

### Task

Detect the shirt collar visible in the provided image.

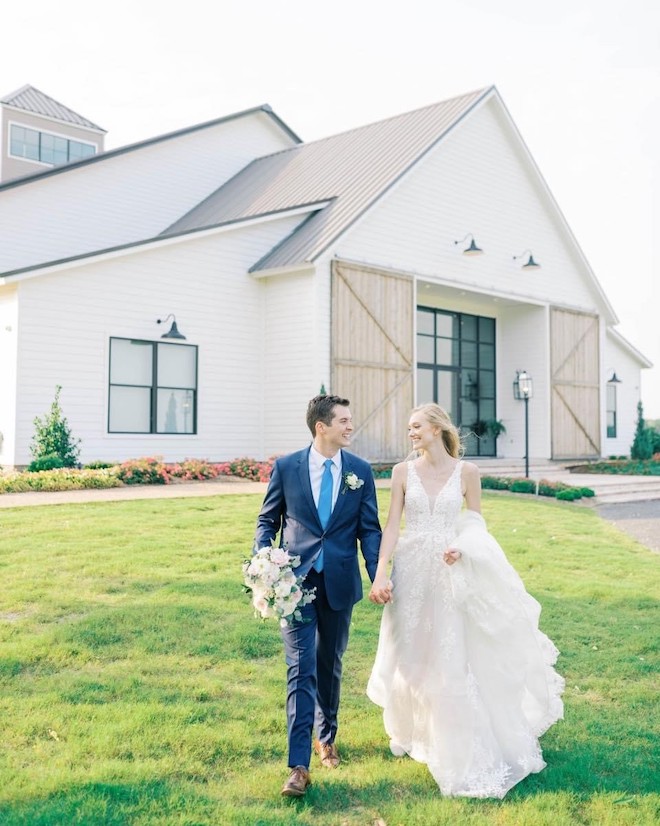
[310,445,341,470]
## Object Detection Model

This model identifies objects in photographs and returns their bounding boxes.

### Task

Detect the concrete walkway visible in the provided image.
[1,470,658,553]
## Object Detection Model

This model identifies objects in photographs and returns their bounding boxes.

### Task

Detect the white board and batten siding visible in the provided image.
[335,96,610,321]
[10,215,303,466]
[0,111,294,276]
[603,330,648,457]
[0,285,18,464]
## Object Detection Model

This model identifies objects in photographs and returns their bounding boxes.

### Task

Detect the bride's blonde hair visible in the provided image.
[411,403,464,459]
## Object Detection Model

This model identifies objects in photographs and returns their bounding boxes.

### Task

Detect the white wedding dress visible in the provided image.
[367,460,564,798]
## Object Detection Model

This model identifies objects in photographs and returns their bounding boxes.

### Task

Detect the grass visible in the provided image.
[0,491,658,825]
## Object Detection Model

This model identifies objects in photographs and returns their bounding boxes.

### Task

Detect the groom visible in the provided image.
[254,394,382,797]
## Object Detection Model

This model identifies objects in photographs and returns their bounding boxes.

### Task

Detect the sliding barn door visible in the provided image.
[332,261,414,462]
[550,308,600,459]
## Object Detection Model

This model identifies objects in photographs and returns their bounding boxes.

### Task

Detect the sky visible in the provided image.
[3,0,659,415]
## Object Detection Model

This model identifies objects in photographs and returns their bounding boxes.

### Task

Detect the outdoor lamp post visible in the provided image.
[513,370,533,478]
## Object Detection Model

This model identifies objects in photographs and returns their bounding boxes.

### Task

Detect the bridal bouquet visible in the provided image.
[242,544,316,627]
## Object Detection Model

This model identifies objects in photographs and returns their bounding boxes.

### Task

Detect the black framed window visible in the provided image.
[108,337,197,434]
[10,125,96,165]
[606,384,617,438]
[416,307,496,456]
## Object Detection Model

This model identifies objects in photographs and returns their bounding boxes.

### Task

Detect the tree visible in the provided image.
[30,385,81,468]
[630,401,653,461]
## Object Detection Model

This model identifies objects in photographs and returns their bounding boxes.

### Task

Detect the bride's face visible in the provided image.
[408,413,438,450]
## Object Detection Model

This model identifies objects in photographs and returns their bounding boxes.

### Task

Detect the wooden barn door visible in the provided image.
[550,308,600,459]
[332,261,414,462]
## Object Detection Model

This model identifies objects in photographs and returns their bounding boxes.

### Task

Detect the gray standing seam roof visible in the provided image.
[1,84,106,132]
[164,88,491,271]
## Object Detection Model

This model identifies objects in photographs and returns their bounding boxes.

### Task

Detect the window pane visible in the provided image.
[479,343,495,369]
[110,338,153,385]
[437,370,458,422]
[461,371,479,402]
[69,140,95,160]
[41,133,67,165]
[416,308,435,335]
[416,368,435,405]
[158,388,195,433]
[157,343,197,387]
[436,338,457,366]
[109,386,151,432]
[461,340,477,368]
[461,315,477,341]
[479,316,495,343]
[479,370,495,398]
[606,385,616,408]
[417,335,435,364]
[435,313,457,338]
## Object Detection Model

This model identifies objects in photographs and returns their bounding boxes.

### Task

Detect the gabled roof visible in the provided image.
[607,327,653,368]
[163,88,491,270]
[1,84,106,132]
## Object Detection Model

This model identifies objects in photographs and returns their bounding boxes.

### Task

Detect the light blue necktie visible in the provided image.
[314,459,334,571]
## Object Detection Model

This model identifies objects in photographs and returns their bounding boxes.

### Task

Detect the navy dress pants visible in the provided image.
[280,568,353,769]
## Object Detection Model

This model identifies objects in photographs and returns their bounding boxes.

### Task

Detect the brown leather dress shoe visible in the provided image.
[281,765,311,797]
[314,739,341,768]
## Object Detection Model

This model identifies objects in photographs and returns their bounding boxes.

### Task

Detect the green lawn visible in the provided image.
[0,492,658,825]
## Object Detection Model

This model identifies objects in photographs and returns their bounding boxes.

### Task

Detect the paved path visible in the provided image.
[1,472,658,554]
[594,499,660,554]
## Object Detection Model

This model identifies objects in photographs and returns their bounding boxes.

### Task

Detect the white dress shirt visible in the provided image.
[309,446,341,510]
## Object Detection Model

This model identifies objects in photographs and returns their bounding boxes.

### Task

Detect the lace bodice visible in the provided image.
[403,460,464,541]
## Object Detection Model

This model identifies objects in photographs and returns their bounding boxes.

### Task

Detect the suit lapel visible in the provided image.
[297,448,320,524]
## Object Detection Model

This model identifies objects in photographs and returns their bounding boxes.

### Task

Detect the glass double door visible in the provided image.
[416,307,497,456]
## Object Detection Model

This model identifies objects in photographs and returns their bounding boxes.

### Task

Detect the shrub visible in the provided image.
[27,453,66,472]
[509,479,537,494]
[30,385,81,468]
[480,476,512,490]
[556,488,582,501]
[371,463,394,479]
[117,457,170,485]
[0,467,122,494]
[631,401,654,460]
[84,460,117,470]
[215,457,276,483]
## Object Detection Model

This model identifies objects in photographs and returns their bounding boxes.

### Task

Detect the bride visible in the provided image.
[367,403,564,799]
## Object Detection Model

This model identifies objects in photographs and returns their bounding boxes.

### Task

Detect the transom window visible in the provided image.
[416,307,496,456]
[108,338,198,434]
[10,124,96,166]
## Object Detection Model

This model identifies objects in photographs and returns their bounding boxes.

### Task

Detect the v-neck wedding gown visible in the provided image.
[367,460,564,798]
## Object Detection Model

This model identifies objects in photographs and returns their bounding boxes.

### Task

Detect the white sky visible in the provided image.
[3,0,659,415]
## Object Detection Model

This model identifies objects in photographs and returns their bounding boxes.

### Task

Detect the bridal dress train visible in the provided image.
[367,461,564,799]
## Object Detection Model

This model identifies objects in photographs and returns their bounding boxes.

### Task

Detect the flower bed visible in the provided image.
[568,457,660,476]
[481,475,594,501]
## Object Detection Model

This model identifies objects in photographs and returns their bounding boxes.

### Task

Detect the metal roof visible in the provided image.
[164,88,491,270]
[1,85,106,132]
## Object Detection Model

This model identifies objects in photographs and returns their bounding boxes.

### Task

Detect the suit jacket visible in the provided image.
[254,447,382,610]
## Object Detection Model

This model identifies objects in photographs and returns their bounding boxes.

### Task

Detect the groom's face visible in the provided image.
[318,405,353,452]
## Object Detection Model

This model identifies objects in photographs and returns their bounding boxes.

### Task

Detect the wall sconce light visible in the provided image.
[454,233,483,256]
[606,370,622,383]
[157,314,186,340]
[513,249,541,270]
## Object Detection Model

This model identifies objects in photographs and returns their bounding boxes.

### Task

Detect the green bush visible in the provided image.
[556,488,582,501]
[480,475,512,490]
[84,460,117,470]
[509,479,536,494]
[631,401,654,460]
[27,453,66,472]
[30,385,81,468]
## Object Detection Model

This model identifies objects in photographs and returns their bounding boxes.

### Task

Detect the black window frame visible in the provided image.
[108,337,198,435]
[606,383,617,439]
[416,306,497,457]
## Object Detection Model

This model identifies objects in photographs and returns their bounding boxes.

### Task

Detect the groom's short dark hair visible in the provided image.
[306,394,350,436]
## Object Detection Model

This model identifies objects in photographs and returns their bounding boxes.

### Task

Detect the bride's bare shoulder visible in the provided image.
[460,461,481,480]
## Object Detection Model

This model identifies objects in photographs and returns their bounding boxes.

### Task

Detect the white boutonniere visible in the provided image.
[342,471,364,494]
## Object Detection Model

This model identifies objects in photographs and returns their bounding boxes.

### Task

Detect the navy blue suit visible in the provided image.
[254,447,381,768]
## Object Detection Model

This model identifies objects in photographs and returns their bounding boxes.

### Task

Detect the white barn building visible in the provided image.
[0,86,651,468]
